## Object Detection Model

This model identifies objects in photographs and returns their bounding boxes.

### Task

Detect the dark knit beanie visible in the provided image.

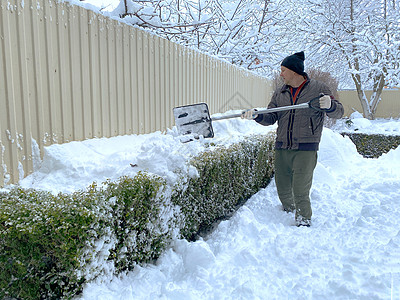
[281,51,305,75]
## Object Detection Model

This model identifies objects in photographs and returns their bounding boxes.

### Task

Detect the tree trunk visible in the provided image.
[351,75,374,120]
[369,73,385,119]
[357,89,373,120]
[350,60,384,120]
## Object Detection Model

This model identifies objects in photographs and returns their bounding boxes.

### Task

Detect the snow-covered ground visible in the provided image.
[7,112,400,299]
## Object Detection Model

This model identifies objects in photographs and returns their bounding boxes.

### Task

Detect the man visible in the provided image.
[242,51,344,227]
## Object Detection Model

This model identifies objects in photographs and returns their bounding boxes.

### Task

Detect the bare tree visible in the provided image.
[115,0,292,76]
[290,0,400,119]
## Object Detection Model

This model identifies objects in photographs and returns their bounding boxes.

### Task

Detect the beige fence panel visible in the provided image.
[338,89,400,118]
[0,0,271,187]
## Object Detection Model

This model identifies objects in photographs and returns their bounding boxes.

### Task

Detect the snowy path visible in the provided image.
[80,129,400,300]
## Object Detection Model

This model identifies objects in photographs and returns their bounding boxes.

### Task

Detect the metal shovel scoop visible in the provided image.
[173,95,326,138]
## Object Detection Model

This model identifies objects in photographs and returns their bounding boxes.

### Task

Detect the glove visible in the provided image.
[319,95,332,109]
[241,109,258,120]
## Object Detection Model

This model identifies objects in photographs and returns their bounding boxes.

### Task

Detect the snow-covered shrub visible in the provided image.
[0,172,177,299]
[172,134,275,240]
[103,173,179,273]
[0,185,112,299]
[342,133,400,158]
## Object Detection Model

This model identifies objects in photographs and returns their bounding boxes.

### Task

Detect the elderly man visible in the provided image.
[242,51,344,227]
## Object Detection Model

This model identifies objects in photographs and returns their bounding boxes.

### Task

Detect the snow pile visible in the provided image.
[17,115,273,194]
[332,112,400,136]
[9,113,399,299]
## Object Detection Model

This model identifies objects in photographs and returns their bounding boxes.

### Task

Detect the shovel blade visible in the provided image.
[173,103,214,138]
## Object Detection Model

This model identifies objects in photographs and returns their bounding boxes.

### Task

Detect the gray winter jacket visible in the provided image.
[255,77,344,151]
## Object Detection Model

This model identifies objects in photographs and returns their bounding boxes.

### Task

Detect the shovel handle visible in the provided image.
[211,95,327,121]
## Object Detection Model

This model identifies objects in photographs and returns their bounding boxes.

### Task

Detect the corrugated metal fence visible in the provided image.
[0,0,272,186]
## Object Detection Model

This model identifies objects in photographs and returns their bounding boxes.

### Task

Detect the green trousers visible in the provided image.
[274,149,318,221]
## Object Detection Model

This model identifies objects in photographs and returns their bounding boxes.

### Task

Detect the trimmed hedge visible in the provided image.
[0,173,172,299]
[0,186,106,299]
[342,133,400,158]
[172,135,275,240]
[0,134,275,299]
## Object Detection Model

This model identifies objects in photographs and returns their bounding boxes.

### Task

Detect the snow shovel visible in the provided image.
[173,95,326,138]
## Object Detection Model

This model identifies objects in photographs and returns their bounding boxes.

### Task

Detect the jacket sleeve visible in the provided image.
[254,91,279,126]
